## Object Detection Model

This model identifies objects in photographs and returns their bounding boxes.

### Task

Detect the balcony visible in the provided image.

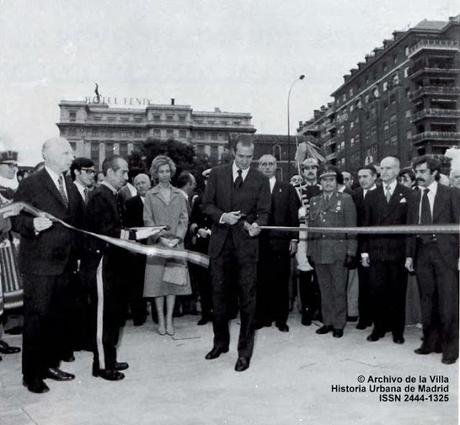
[408,39,460,58]
[408,66,460,79]
[411,131,460,144]
[409,86,460,101]
[325,121,336,132]
[411,108,460,122]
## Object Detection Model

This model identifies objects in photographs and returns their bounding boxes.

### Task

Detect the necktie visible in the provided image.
[57,175,69,207]
[420,188,431,242]
[420,188,431,224]
[116,194,125,227]
[234,169,243,190]
[385,185,391,203]
[83,188,89,204]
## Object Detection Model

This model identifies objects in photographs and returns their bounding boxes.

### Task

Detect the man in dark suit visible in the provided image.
[405,156,460,365]
[203,138,271,372]
[81,155,132,381]
[13,137,84,393]
[124,173,151,326]
[352,165,377,330]
[256,154,299,332]
[362,156,411,344]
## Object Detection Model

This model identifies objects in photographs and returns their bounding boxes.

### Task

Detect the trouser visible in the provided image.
[210,238,257,358]
[84,254,127,371]
[126,254,147,324]
[22,266,73,380]
[415,241,459,361]
[298,270,321,319]
[315,262,347,330]
[256,244,290,324]
[369,260,407,337]
[357,264,372,325]
[346,268,359,317]
[190,262,213,318]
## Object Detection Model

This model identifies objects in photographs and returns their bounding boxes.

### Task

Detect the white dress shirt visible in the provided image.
[383,179,397,199]
[45,165,68,199]
[269,176,276,194]
[232,162,250,182]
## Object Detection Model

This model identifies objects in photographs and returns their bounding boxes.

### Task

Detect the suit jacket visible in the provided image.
[352,186,375,252]
[261,180,300,250]
[203,164,271,259]
[362,183,411,261]
[307,191,357,264]
[12,168,84,276]
[125,195,144,228]
[406,184,460,269]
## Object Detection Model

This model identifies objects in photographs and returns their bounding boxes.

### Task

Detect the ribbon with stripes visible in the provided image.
[2,201,210,268]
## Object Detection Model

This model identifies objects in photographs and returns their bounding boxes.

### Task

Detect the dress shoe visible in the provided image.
[0,355,2,361]
[441,358,456,365]
[332,329,343,338]
[367,330,385,342]
[316,325,332,335]
[347,315,358,322]
[114,362,129,371]
[393,336,405,344]
[255,320,271,330]
[234,356,250,372]
[93,368,125,381]
[414,346,431,355]
[45,367,75,381]
[276,322,289,332]
[62,354,75,362]
[301,313,312,327]
[197,317,211,326]
[5,325,22,335]
[23,377,49,394]
[205,346,229,360]
[356,322,370,330]
[0,340,21,354]
[133,319,146,327]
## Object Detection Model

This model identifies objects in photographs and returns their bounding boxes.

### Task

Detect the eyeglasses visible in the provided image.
[81,168,96,175]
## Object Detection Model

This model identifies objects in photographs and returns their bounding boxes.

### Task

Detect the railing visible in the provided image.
[325,121,336,131]
[408,39,460,57]
[408,66,459,78]
[409,86,460,100]
[411,131,460,143]
[326,152,337,160]
[411,108,460,121]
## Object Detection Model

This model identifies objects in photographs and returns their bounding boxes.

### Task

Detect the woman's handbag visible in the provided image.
[162,260,187,286]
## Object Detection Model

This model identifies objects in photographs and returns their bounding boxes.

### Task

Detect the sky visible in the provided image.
[0,0,458,165]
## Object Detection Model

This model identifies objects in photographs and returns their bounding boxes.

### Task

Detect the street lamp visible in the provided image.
[287,74,305,177]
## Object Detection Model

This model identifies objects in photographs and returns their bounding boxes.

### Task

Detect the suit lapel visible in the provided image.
[38,169,69,209]
[433,185,446,222]
[381,184,403,221]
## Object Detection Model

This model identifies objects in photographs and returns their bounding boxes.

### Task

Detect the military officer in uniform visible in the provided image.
[307,165,357,338]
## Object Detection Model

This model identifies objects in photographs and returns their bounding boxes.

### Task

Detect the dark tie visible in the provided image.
[116,194,125,227]
[234,169,243,190]
[83,188,89,204]
[57,175,69,207]
[420,188,432,242]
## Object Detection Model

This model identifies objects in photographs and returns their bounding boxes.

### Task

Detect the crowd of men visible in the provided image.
[0,136,458,393]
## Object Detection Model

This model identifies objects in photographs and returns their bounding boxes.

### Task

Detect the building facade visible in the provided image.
[57,99,256,168]
[298,16,460,172]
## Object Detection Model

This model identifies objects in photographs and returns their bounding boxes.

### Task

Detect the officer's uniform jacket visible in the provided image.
[307,191,357,264]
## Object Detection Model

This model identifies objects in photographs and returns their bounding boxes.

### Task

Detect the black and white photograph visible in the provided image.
[0,1,459,424]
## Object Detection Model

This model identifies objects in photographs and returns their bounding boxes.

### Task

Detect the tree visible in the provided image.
[128,138,211,189]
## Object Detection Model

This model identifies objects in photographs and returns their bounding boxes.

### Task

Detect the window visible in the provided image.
[404,67,409,77]
[105,143,114,158]
[383,120,389,131]
[350,137,355,146]
[390,114,397,125]
[350,104,354,113]
[233,121,241,126]
[69,112,76,122]
[404,46,409,57]
[382,62,387,72]
[166,129,174,137]
[179,130,187,138]
[208,120,215,125]
[350,122,354,129]
[392,73,400,85]
[390,135,398,145]
[342,94,346,102]
[405,110,411,118]
[349,88,353,97]
[383,81,388,92]
[153,114,161,121]
[166,115,174,121]
[365,94,370,103]
[90,143,99,165]
[178,115,186,122]
[196,131,204,140]
[119,143,128,158]
[220,120,228,125]
[153,128,161,136]
[68,128,76,136]
[406,130,412,140]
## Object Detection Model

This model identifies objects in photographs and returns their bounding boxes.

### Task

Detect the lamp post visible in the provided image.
[287,74,305,177]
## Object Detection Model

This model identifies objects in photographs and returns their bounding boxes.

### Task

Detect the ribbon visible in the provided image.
[260,224,459,235]
[4,202,210,268]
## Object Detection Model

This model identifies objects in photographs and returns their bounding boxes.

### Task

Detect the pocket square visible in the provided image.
[399,198,406,203]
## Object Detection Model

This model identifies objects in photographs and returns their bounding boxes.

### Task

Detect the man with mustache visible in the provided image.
[405,155,460,365]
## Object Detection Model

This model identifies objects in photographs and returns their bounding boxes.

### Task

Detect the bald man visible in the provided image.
[124,173,151,326]
[13,137,84,393]
[362,156,411,344]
